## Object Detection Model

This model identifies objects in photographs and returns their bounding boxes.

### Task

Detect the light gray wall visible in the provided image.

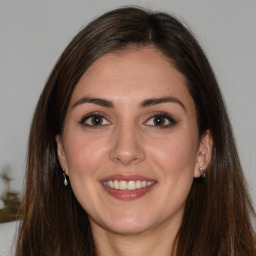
[0,0,255,209]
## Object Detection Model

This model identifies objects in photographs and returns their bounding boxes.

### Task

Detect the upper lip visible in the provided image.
[99,174,157,182]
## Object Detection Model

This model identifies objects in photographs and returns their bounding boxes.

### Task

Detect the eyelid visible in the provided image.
[79,111,176,129]
[144,112,177,128]
[79,112,111,127]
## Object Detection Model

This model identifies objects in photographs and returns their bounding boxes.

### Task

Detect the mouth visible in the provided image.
[103,180,155,190]
[100,175,156,200]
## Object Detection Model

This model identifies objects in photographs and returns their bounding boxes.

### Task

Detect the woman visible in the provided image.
[16,6,255,256]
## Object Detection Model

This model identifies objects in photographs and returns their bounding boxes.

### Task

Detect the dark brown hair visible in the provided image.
[16,6,255,256]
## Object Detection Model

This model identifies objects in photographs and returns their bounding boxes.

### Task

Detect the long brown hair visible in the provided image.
[16,6,255,256]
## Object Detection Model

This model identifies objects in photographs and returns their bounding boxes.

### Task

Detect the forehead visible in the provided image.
[69,47,193,107]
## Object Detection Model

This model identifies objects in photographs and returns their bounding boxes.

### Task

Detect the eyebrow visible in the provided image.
[72,97,114,109]
[72,96,186,111]
[140,97,186,111]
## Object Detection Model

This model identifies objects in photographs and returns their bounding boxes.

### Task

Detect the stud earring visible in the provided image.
[199,167,206,178]
[62,169,68,186]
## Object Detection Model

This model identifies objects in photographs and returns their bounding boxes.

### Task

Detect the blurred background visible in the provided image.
[0,1,255,250]
[1,0,256,214]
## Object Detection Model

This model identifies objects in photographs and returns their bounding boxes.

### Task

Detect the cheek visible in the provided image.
[65,135,108,176]
[147,131,198,176]
[63,135,109,213]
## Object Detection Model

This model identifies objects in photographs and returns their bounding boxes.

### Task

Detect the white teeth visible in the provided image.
[136,180,142,189]
[119,180,127,190]
[128,180,136,190]
[114,180,119,189]
[103,179,155,190]
[109,180,114,188]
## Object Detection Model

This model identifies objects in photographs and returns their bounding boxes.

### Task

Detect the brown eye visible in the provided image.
[82,114,111,127]
[145,113,176,128]
[90,116,103,126]
[153,116,167,126]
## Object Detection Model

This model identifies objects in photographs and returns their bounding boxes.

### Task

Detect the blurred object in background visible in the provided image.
[0,165,21,223]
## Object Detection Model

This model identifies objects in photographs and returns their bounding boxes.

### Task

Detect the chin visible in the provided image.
[105,220,151,235]
[90,211,155,235]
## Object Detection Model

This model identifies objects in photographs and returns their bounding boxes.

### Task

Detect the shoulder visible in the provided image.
[0,221,18,256]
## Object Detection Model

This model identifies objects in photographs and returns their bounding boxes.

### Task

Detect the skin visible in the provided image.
[56,47,212,256]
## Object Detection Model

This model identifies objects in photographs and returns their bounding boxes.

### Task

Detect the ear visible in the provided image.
[194,130,213,178]
[56,135,69,175]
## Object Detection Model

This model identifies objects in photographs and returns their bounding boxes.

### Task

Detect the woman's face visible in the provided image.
[56,48,212,235]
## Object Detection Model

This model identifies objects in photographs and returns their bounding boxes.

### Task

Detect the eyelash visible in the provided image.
[144,113,177,128]
[80,112,111,128]
[80,112,176,129]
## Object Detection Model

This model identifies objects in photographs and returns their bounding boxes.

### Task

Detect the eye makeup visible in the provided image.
[79,110,177,130]
[79,112,111,128]
[144,112,177,129]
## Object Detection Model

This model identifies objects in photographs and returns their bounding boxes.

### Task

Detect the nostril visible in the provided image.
[109,144,146,165]
[111,153,144,166]
[109,126,146,165]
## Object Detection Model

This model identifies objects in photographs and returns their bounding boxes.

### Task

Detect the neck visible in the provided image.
[90,219,180,256]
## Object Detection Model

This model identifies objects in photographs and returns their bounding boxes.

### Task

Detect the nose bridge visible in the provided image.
[109,122,145,165]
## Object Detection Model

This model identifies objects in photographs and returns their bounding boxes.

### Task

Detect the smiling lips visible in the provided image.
[100,175,156,200]
[104,180,155,190]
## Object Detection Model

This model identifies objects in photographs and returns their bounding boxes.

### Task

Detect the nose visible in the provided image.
[109,124,146,166]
